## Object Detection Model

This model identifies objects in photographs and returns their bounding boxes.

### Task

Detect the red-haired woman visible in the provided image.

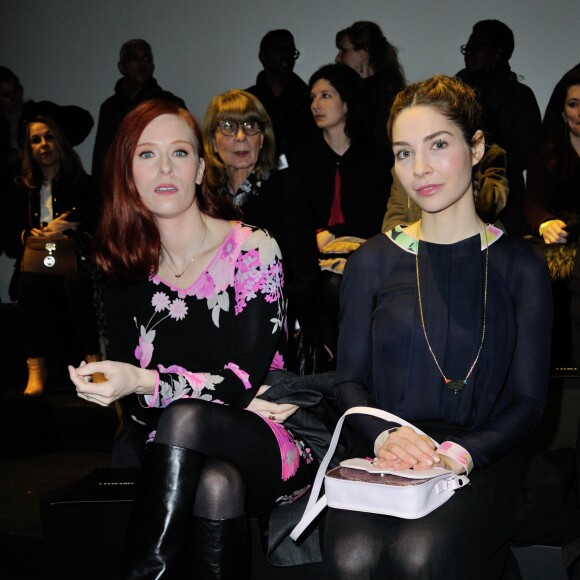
[68,99,315,578]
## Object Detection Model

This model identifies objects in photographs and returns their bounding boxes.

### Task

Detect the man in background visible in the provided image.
[456,19,541,236]
[92,39,185,182]
[247,30,314,162]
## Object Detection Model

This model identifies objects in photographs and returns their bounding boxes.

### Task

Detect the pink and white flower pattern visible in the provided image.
[136,224,285,407]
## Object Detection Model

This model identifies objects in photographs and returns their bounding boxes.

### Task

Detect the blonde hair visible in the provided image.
[203,89,276,191]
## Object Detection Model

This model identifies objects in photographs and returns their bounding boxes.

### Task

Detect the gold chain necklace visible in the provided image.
[415,223,489,393]
[161,221,208,279]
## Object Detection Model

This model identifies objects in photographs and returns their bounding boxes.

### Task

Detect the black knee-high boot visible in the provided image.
[189,515,249,579]
[121,443,205,579]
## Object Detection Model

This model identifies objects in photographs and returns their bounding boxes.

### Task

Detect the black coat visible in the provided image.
[91,78,185,181]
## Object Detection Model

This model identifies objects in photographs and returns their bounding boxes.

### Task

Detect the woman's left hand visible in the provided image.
[374,426,440,470]
[68,360,157,407]
[43,212,79,234]
[246,385,299,423]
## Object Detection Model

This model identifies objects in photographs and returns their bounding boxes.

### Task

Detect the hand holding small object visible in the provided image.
[69,360,156,407]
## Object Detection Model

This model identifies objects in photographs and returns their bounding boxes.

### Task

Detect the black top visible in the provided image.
[525,144,580,236]
[335,226,552,468]
[5,172,97,259]
[246,71,316,158]
[287,135,392,239]
[456,65,542,235]
[220,170,322,346]
[361,74,399,153]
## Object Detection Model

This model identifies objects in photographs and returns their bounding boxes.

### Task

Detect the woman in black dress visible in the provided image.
[324,75,552,579]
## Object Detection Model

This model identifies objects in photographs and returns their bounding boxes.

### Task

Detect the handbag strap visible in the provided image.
[290,406,436,541]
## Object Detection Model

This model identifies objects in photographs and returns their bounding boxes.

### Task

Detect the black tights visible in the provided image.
[18,270,100,357]
[154,398,312,518]
[323,449,524,579]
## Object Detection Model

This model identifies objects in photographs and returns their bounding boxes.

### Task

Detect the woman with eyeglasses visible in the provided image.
[70,98,319,577]
[203,89,330,373]
[203,89,282,237]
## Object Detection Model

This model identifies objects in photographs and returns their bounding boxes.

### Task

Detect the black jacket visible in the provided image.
[91,78,185,181]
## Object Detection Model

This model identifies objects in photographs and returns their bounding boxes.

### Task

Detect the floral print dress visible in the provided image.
[105,222,312,483]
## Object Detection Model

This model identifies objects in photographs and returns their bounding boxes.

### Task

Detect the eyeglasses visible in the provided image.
[217,120,262,137]
[271,46,300,60]
[460,42,494,55]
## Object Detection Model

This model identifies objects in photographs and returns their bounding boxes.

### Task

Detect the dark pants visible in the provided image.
[570,249,580,368]
[323,447,524,579]
[18,269,100,358]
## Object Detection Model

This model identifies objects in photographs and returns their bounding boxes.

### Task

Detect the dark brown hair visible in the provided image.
[336,21,406,93]
[18,115,85,189]
[388,75,483,147]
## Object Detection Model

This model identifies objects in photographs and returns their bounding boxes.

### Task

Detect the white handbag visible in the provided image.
[291,406,470,541]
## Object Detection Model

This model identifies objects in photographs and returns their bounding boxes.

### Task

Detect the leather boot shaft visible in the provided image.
[121,443,205,579]
[189,515,249,579]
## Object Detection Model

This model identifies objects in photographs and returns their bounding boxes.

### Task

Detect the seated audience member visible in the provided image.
[91,39,185,183]
[203,89,282,235]
[457,19,541,236]
[0,66,25,170]
[203,89,328,373]
[382,142,509,232]
[1,66,26,259]
[525,67,580,244]
[7,103,100,396]
[335,20,406,151]
[70,100,319,577]
[287,64,392,356]
[324,75,552,579]
[525,67,580,368]
[246,29,315,159]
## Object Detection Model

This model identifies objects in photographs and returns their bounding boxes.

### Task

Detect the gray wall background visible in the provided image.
[2,0,579,168]
[0,0,578,300]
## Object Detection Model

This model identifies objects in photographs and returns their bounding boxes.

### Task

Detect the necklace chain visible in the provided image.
[162,221,208,278]
[415,223,489,393]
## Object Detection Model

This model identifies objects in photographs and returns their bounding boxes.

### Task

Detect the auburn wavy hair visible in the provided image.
[94,99,240,283]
